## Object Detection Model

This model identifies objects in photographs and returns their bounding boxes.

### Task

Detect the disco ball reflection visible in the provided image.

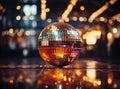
[38,22,82,67]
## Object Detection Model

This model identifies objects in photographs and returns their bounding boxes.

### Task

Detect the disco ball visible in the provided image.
[38,22,82,67]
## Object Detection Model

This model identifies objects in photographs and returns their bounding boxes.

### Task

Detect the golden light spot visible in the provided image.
[79,17,84,22]
[97,80,101,86]
[108,78,112,84]
[16,5,21,10]
[80,6,85,11]
[9,79,14,84]
[72,16,77,21]
[107,32,113,39]
[45,8,50,12]
[82,34,87,39]
[9,28,14,34]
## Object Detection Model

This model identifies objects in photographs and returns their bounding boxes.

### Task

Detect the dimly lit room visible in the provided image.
[0,0,120,89]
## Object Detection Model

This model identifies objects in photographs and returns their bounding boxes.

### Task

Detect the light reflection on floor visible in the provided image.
[0,59,120,89]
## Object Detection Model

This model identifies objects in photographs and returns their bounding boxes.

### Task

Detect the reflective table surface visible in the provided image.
[0,59,120,89]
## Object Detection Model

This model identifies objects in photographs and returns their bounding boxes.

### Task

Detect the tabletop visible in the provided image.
[0,59,120,89]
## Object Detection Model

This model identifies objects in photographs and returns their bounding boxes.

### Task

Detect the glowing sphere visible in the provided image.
[38,22,82,67]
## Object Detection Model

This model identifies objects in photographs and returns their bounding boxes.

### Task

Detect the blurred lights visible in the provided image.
[1,61,119,89]
[112,27,120,38]
[83,76,87,81]
[60,73,64,77]
[107,32,114,43]
[32,21,37,27]
[29,16,34,20]
[45,85,48,88]
[23,5,31,16]
[72,16,77,21]
[80,6,85,11]
[84,0,119,24]
[17,29,24,37]
[25,78,32,84]
[17,5,115,25]
[63,76,67,81]
[2,27,37,50]
[15,4,113,23]
[83,76,101,87]
[107,32,113,39]
[86,45,94,50]
[37,80,42,85]
[107,72,114,86]
[31,5,37,15]
[82,34,87,40]
[64,17,70,22]
[25,30,36,36]
[108,78,113,84]
[16,15,21,20]
[58,17,64,22]
[88,2,109,23]
[18,75,23,80]
[86,32,97,45]
[57,83,62,89]
[84,30,102,45]
[9,28,14,34]
[97,80,102,86]
[83,17,87,21]
[61,0,78,21]
[17,37,23,43]
[112,28,117,34]
[86,62,96,79]
[45,8,50,13]
[25,31,30,36]
[0,4,6,13]
[41,0,47,20]
[109,0,117,5]
[96,30,101,36]
[0,0,120,86]
[76,70,82,76]
[22,16,27,20]
[111,13,120,23]
[79,17,84,22]
[68,77,71,82]
[93,79,101,87]
[99,17,106,22]
[113,83,118,88]
[47,18,52,23]
[108,19,114,25]
[23,5,37,16]
[16,5,21,10]
[9,79,14,84]
[23,49,29,57]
